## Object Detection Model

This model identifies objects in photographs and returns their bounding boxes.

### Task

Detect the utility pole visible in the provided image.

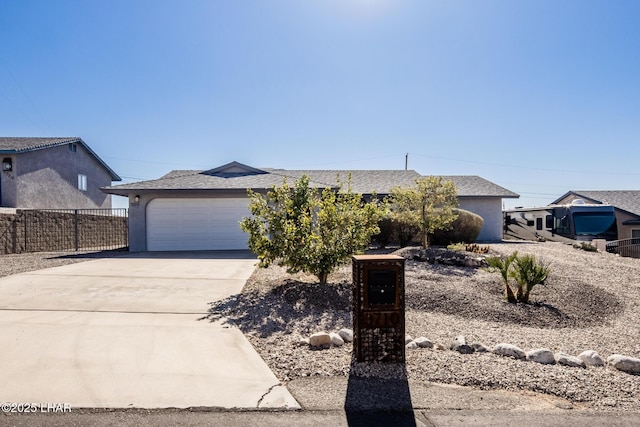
[405,153,408,171]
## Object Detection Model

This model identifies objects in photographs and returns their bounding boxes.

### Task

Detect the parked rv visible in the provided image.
[504,200,618,243]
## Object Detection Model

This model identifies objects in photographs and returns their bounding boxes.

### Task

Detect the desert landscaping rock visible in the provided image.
[526,349,556,365]
[450,335,474,354]
[493,343,526,360]
[406,341,418,350]
[471,342,490,353]
[414,337,434,349]
[330,333,344,347]
[607,354,640,374]
[309,332,332,347]
[209,242,640,411]
[405,334,413,344]
[579,350,605,367]
[555,352,586,368]
[337,328,353,343]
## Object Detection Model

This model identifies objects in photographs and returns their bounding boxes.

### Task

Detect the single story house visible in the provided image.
[103,161,519,252]
[553,191,640,240]
[0,137,121,209]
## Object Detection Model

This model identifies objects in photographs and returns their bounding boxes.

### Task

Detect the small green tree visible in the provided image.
[240,175,385,284]
[389,176,458,248]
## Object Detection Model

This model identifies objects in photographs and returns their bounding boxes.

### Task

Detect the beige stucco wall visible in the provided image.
[1,144,113,209]
[458,197,504,242]
[125,190,509,251]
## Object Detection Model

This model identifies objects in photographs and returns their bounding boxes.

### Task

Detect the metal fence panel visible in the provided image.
[606,238,640,259]
[19,209,128,253]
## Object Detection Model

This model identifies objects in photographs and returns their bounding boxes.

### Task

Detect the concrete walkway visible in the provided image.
[0,251,299,409]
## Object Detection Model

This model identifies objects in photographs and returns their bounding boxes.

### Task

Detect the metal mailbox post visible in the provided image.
[352,254,405,363]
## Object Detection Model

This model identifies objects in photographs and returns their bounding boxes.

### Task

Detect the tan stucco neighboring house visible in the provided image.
[0,137,121,209]
[553,191,640,240]
[103,161,519,252]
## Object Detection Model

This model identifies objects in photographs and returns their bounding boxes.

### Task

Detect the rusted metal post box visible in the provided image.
[352,255,405,363]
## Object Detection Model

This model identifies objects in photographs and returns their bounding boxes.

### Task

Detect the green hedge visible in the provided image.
[429,209,483,246]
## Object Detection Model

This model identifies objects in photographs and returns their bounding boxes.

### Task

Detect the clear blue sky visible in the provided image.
[2,0,639,209]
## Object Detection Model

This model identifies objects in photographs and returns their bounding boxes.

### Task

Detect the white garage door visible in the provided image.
[147,198,250,251]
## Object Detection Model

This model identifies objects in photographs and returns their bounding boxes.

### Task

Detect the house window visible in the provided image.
[632,229,640,238]
[78,174,87,191]
[69,143,77,152]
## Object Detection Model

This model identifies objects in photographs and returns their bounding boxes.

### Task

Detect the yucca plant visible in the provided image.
[510,253,550,303]
[485,252,518,303]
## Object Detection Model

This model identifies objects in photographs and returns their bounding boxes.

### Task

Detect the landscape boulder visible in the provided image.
[578,350,605,367]
[526,349,556,365]
[607,354,640,374]
[471,342,490,353]
[330,333,345,347]
[309,332,332,347]
[414,337,434,349]
[450,335,474,354]
[555,352,586,368]
[492,343,526,360]
[338,328,354,343]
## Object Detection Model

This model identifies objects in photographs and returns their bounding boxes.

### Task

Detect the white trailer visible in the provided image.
[504,199,617,243]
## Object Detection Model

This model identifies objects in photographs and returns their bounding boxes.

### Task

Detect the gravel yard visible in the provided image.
[3,245,638,411]
[210,241,640,411]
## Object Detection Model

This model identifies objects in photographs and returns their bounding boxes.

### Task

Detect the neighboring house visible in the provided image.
[102,161,519,252]
[553,191,640,240]
[0,137,121,209]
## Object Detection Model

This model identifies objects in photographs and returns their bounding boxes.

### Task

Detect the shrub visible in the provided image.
[389,176,458,248]
[486,251,550,304]
[447,242,467,252]
[486,252,518,303]
[392,218,420,247]
[430,209,484,246]
[465,243,490,254]
[511,253,550,304]
[372,218,394,249]
[240,175,385,284]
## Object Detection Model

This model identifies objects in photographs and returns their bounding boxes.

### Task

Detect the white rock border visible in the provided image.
[301,331,639,376]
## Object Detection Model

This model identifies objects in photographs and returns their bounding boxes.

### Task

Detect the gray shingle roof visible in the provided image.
[0,137,81,152]
[263,169,423,195]
[439,175,519,198]
[554,191,640,217]
[0,137,121,181]
[104,169,336,195]
[103,161,519,199]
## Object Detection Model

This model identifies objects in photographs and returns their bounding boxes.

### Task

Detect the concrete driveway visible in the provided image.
[0,251,299,409]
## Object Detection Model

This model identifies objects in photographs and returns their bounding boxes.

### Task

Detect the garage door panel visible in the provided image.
[147,198,249,251]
